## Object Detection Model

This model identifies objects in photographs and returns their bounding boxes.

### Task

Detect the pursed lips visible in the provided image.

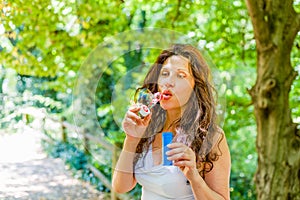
[162,90,173,100]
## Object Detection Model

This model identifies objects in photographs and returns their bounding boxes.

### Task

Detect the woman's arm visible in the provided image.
[112,136,139,193]
[189,134,231,200]
[112,105,151,193]
[167,132,231,200]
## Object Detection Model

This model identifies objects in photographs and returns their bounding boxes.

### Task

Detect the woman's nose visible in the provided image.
[165,82,174,88]
[164,79,175,88]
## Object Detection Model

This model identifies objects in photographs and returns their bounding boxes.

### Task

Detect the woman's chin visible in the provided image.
[160,103,181,111]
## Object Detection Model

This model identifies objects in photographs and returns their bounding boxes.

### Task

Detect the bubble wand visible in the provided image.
[134,89,163,118]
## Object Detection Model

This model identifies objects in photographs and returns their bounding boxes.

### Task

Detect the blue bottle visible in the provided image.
[162,132,173,166]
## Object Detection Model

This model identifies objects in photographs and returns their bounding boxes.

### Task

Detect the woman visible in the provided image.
[112,44,231,200]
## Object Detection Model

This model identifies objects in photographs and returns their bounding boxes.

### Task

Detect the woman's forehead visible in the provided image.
[162,55,192,74]
[162,55,190,71]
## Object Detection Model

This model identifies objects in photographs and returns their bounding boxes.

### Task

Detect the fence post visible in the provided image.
[23,113,29,125]
[83,128,90,155]
[61,116,67,143]
[41,116,46,133]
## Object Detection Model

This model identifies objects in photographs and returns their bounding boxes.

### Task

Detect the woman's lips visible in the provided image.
[162,90,172,100]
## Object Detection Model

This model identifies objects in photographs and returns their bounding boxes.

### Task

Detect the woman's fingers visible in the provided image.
[166,151,189,161]
[126,111,141,123]
[126,105,152,126]
[141,113,152,126]
[128,104,140,112]
[166,143,190,157]
[173,160,192,167]
[166,143,196,165]
[122,104,152,138]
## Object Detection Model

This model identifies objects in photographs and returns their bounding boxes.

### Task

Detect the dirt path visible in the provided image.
[0,128,106,200]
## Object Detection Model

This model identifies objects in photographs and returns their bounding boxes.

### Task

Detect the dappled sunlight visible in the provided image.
[0,127,103,199]
[0,0,298,198]
[0,128,45,163]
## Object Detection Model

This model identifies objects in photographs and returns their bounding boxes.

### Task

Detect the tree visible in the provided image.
[245,0,300,199]
[2,0,300,199]
[0,0,129,92]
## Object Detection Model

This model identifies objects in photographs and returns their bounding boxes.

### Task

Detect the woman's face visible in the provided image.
[158,55,195,111]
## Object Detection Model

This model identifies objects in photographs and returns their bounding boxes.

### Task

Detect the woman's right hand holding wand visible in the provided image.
[112,104,151,193]
[122,104,151,143]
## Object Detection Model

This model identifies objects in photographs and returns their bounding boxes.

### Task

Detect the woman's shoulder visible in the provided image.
[215,125,225,135]
[214,126,227,144]
[208,125,225,145]
[212,126,230,157]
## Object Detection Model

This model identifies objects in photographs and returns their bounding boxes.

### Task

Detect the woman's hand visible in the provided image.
[122,104,151,141]
[166,143,199,181]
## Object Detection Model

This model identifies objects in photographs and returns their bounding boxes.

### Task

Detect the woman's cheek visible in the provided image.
[177,88,193,105]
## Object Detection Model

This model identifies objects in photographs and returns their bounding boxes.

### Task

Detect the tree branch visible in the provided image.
[245,0,270,48]
[293,12,300,37]
[171,0,182,28]
[282,1,300,47]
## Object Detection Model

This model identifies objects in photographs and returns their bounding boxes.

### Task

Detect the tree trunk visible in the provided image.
[245,0,300,199]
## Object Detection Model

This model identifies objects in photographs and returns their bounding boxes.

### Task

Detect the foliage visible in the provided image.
[42,139,108,192]
[1,0,299,199]
[290,34,300,123]
[48,141,87,170]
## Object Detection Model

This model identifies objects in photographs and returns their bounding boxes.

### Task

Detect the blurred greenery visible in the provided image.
[0,0,299,199]
[42,139,109,192]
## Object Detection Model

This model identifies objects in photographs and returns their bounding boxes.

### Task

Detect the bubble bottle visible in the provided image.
[134,88,162,118]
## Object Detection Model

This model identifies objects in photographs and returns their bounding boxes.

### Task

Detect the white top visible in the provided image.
[135,147,195,200]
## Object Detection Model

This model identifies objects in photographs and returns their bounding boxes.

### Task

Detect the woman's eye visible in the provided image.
[178,73,186,78]
[161,71,169,76]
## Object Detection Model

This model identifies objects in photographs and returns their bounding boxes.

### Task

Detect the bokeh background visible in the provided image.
[0,1,299,199]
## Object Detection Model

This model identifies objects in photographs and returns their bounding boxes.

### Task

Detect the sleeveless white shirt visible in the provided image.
[135,147,195,200]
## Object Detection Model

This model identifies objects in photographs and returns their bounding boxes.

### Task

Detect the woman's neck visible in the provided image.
[164,108,182,131]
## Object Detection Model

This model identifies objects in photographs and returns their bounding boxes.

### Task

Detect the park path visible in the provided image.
[0,127,106,200]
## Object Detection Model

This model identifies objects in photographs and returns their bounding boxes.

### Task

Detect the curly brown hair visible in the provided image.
[134,44,223,178]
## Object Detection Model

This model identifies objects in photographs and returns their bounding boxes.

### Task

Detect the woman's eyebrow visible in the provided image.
[177,68,192,75]
[161,66,191,74]
[161,66,170,70]
[177,68,189,72]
